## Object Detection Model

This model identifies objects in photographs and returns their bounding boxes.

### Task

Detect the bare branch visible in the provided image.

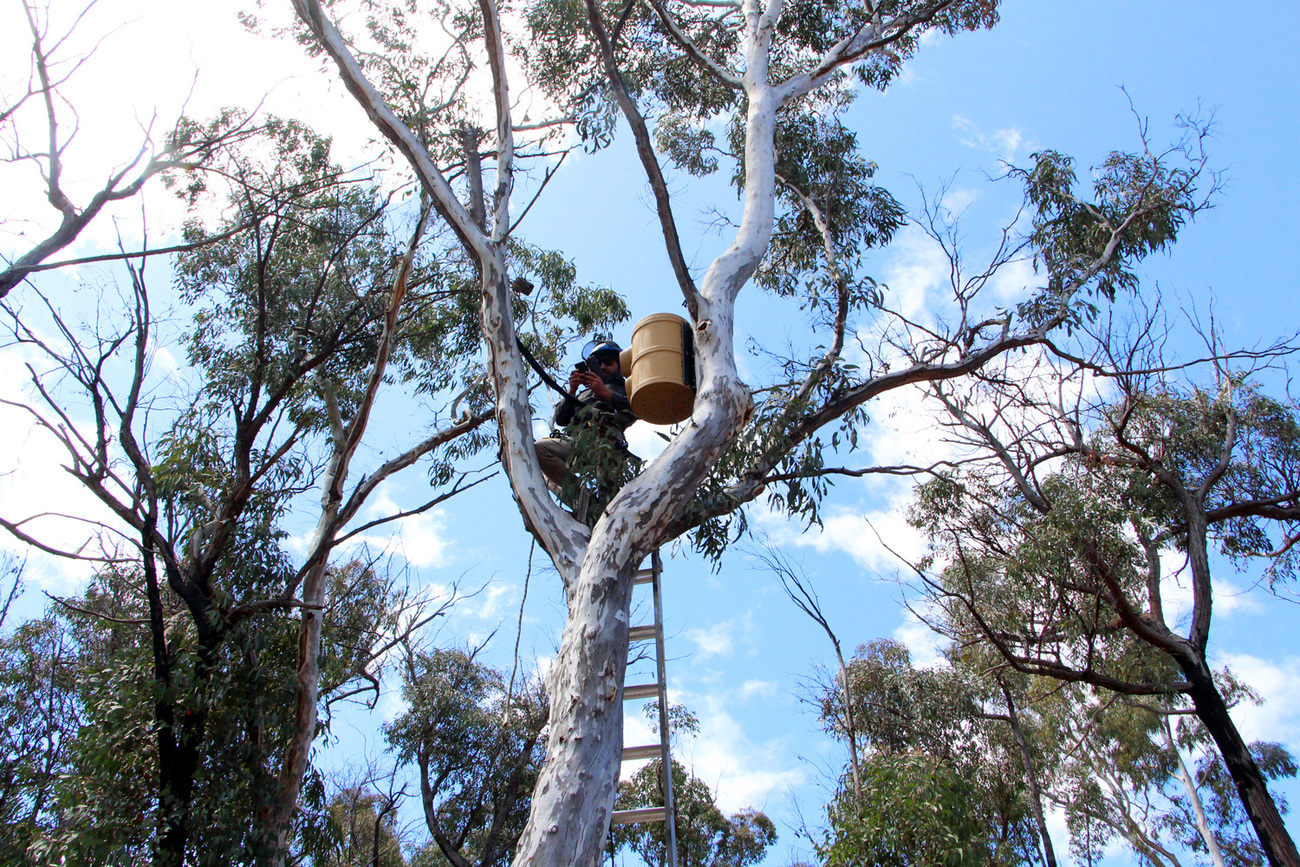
[583,0,702,317]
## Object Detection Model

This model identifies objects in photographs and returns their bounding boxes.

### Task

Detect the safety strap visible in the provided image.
[516,336,579,404]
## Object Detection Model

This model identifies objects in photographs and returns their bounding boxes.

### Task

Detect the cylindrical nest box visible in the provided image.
[618,313,696,425]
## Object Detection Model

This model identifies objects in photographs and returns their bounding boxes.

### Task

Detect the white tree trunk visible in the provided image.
[512,546,638,866]
[290,2,795,864]
[1163,718,1228,867]
[510,48,775,865]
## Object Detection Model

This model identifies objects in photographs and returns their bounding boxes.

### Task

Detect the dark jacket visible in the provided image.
[554,377,637,448]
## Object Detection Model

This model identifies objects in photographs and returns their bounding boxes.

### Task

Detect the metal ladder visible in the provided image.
[610,550,678,867]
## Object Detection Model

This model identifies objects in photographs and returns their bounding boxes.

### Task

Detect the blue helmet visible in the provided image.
[582,340,622,361]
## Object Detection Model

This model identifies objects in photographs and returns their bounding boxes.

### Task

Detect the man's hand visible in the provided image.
[570,370,613,401]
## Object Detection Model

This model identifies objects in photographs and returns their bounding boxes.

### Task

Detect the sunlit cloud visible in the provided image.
[952,114,1025,160]
[892,610,946,668]
[739,679,779,699]
[669,688,808,815]
[876,224,950,325]
[318,490,452,571]
[1217,653,1300,746]
[939,186,978,217]
[987,253,1037,303]
[685,622,734,658]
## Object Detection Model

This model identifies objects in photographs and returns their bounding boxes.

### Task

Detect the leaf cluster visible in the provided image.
[4,557,403,865]
[815,639,1038,867]
[819,752,1027,867]
[385,647,548,867]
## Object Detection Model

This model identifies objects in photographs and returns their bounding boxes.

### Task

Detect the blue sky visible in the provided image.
[2,0,1299,864]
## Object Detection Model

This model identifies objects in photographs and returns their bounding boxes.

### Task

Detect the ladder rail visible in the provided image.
[613,551,678,867]
[651,550,678,867]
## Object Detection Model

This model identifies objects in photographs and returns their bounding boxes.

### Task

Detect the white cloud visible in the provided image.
[394,509,451,567]
[939,187,978,217]
[375,682,410,724]
[778,493,926,576]
[669,690,807,814]
[150,346,181,377]
[437,581,515,638]
[1158,551,1195,628]
[1158,551,1264,630]
[952,114,1026,160]
[877,225,950,325]
[1217,653,1300,746]
[987,253,1037,304]
[1211,578,1265,616]
[739,679,779,699]
[685,619,738,660]
[892,610,946,668]
[321,490,453,571]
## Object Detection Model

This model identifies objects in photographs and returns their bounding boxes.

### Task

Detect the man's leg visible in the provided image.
[535,437,572,492]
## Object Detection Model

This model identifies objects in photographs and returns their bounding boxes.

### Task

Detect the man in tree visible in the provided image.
[536,340,639,519]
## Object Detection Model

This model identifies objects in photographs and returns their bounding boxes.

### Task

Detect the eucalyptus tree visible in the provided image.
[813,633,1294,867]
[11,559,416,864]
[1168,730,1299,867]
[1041,686,1296,867]
[285,0,1217,862]
[385,646,549,867]
[906,321,1300,864]
[2,118,461,863]
[0,561,77,864]
[1,107,623,863]
[317,786,410,867]
[814,639,1039,867]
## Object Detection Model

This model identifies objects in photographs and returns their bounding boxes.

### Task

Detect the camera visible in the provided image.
[573,360,589,373]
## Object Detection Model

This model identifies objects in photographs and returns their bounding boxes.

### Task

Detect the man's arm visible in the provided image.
[553,370,591,427]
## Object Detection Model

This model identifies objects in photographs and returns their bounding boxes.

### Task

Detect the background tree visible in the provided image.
[767,549,1057,865]
[1169,728,1298,867]
[906,306,1300,864]
[317,785,410,867]
[3,555,429,865]
[0,100,621,861]
[0,558,78,864]
[814,639,1039,867]
[385,646,548,867]
[1,118,467,862]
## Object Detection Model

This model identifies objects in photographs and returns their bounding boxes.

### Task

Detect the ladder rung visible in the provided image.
[633,569,655,585]
[623,683,659,700]
[622,744,663,761]
[611,806,667,825]
[628,624,658,642]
